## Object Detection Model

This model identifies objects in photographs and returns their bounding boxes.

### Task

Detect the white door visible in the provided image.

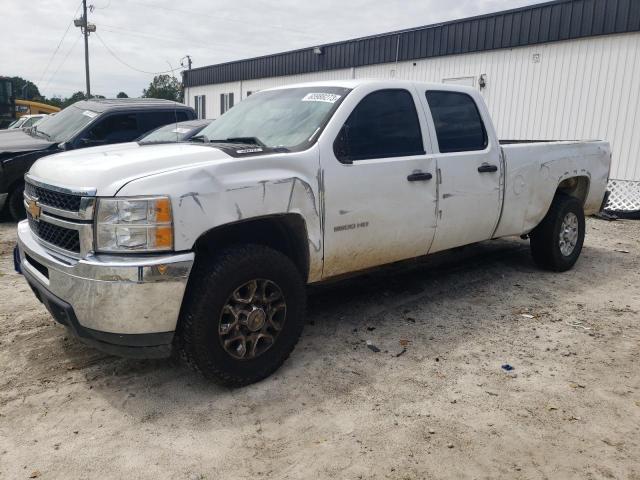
[320,85,438,278]
[418,88,502,253]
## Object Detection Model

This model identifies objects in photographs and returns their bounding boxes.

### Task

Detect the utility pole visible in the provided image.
[181,55,192,70]
[74,1,96,99]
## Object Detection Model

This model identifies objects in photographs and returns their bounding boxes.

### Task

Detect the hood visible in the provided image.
[0,128,56,155]
[28,142,235,196]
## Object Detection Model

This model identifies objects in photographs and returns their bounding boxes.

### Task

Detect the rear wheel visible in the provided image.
[177,244,306,387]
[530,193,585,272]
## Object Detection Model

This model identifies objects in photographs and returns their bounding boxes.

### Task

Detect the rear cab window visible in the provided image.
[425,91,487,153]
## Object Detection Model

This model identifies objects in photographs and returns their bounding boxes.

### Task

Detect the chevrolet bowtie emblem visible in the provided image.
[26,198,41,221]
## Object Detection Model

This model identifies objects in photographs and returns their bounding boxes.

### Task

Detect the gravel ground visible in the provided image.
[0,218,639,480]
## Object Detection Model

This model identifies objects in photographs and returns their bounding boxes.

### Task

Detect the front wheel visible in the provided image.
[177,244,306,387]
[8,183,26,221]
[530,193,585,272]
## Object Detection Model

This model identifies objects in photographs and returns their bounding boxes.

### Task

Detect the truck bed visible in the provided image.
[494,139,611,239]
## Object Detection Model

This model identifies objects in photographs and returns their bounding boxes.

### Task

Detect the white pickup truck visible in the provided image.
[16,80,611,386]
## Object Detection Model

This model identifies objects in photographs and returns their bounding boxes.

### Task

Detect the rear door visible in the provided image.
[419,88,502,252]
[320,85,438,278]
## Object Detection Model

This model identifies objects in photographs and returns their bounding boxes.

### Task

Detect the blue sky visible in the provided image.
[1,0,548,99]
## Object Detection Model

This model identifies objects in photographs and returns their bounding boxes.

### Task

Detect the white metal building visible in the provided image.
[184,0,640,211]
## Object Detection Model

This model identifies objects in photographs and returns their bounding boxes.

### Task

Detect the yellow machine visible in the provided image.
[15,99,60,117]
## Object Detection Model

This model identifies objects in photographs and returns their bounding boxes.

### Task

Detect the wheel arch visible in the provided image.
[192,213,311,281]
[556,175,590,206]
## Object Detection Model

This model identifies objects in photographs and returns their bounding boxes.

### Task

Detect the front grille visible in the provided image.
[25,182,82,212]
[28,216,81,253]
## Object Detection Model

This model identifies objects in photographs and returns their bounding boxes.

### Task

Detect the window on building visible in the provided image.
[425,91,487,153]
[194,95,206,119]
[246,91,253,97]
[220,93,234,115]
[334,89,424,163]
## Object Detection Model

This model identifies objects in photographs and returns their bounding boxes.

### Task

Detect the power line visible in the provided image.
[94,32,182,75]
[38,1,83,86]
[42,33,83,92]
[98,24,250,56]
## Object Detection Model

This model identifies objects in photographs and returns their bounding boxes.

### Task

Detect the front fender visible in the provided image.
[116,148,324,281]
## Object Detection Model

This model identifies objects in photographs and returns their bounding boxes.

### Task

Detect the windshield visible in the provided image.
[139,122,204,144]
[197,86,350,150]
[36,104,98,142]
[9,117,27,129]
[23,116,44,128]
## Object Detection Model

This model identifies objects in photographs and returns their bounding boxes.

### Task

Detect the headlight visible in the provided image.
[95,197,173,252]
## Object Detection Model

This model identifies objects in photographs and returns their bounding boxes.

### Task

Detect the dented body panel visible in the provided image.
[494,140,611,238]
[116,147,325,280]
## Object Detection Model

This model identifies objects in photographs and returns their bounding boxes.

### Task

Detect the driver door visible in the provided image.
[320,85,438,278]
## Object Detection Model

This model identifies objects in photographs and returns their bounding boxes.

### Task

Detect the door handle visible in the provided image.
[478,164,498,173]
[407,172,433,182]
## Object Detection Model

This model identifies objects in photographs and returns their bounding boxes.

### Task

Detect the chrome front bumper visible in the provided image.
[16,221,194,357]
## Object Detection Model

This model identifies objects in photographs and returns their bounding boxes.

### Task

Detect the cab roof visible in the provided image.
[71,98,191,113]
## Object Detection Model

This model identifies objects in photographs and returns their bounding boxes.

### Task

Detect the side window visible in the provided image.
[85,113,139,144]
[425,91,487,153]
[334,89,424,163]
[138,111,188,134]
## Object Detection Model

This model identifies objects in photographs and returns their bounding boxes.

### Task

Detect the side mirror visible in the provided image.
[80,137,106,147]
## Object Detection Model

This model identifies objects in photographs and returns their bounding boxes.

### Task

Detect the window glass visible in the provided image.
[426,91,487,153]
[35,105,97,143]
[199,86,350,150]
[138,110,188,134]
[86,113,139,143]
[23,117,39,128]
[139,120,208,144]
[334,89,424,162]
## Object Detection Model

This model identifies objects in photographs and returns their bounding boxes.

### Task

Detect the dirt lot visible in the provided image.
[0,218,639,480]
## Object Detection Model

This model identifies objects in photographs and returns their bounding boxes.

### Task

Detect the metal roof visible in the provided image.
[184,0,640,88]
[72,98,191,113]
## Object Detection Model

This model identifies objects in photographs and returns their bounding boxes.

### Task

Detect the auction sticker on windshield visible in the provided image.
[82,110,98,118]
[302,93,342,103]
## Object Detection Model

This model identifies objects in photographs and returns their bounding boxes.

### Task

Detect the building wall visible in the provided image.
[185,32,640,182]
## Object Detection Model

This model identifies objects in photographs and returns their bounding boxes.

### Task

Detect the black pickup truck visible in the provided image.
[0,98,196,220]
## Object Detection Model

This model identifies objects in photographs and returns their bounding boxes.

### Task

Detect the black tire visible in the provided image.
[177,244,306,387]
[8,182,26,221]
[530,193,585,272]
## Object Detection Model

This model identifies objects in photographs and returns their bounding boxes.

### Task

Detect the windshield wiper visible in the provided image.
[190,134,209,143]
[210,137,267,148]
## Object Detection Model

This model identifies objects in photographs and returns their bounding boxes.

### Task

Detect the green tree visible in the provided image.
[46,97,64,108]
[10,76,42,100]
[142,75,183,102]
[62,91,88,108]
[116,91,129,98]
